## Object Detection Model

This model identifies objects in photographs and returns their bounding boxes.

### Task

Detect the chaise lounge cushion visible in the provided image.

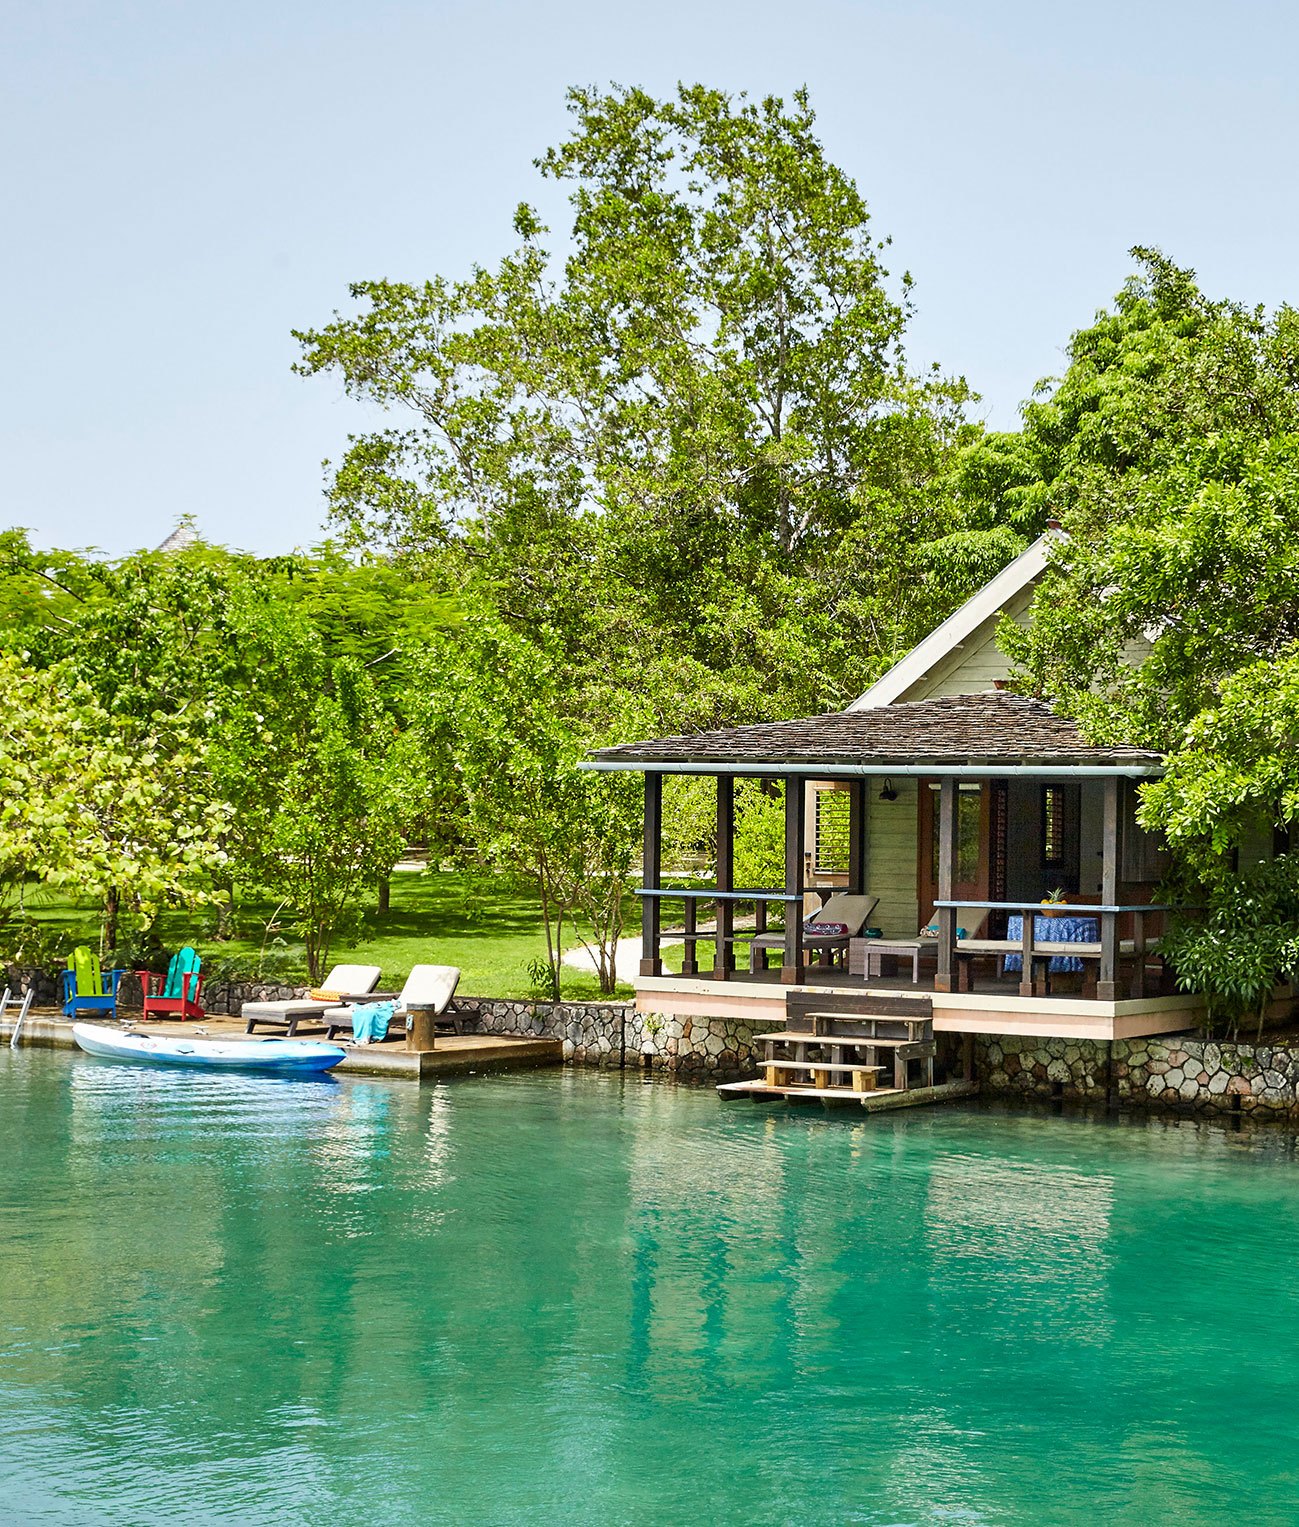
[749,894,880,971]
[243,964,383,1035]
[325,964,464,1041]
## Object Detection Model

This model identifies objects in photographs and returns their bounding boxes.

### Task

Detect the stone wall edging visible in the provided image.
[977,1033,1299,1117]
[3,966,753,1078]
[454,997,760,1080]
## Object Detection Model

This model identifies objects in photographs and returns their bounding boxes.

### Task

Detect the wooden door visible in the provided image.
[917,781,991,932]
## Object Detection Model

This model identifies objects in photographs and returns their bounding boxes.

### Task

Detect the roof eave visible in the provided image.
[580,757,1163,779]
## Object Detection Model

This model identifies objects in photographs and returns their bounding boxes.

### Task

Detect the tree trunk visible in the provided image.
[103,887,120,956]
[216,877,236,940]
[538,876,560,1004]
[378,878,391,915]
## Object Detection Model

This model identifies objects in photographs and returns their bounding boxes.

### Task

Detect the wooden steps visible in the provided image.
[760,1058,887,1075]
[726,988,948,1105]
[761,1033,929,1052]
[763,1059,886,1091]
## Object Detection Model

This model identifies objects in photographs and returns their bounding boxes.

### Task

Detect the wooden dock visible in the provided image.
[1,1010,562,1081]
[718,1077,979,1110]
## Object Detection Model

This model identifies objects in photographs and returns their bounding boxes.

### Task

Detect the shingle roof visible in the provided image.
[588,692,1162,771]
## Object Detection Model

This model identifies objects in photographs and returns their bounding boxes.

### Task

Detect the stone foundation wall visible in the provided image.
[456,997,759,1079]
[2,965,62,1009]
[978,1034,1299,1118]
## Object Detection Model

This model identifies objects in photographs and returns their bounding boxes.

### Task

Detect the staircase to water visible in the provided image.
[717,989,977,1111]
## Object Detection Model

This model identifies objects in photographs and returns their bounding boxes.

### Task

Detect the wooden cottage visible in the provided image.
[583,532,1207,1066]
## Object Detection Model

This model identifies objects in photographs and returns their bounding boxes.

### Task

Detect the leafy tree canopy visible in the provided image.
[989,251,1299,1024]
[0,652,230,956]
[997,252,1299,747]
[296,83,1022,726]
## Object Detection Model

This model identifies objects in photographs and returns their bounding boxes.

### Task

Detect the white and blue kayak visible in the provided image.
[72,1022,346,1075]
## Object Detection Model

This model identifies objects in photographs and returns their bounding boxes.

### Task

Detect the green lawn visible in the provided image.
[24,872,637,1001]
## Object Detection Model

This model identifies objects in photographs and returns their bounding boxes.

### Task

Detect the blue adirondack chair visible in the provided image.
[61,946,126,1019]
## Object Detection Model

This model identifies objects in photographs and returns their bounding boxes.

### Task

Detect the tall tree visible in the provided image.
[415,618,644,998]
[296,83,1011,725]
[998,251,1299,746]
[0,536,456,963]
[992,252,1299,1028]
[0,653,229,960]
[221,654,423,981]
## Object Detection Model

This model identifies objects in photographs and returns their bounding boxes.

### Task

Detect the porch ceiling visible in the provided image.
[584,692,1163,778]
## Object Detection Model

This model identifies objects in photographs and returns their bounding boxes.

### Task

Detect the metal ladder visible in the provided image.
[3,985,35,1050]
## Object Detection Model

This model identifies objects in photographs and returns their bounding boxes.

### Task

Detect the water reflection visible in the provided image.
[8,1055,1299,1523]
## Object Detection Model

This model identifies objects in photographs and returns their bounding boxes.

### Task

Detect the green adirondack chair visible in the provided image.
[137,946,205,1021]
[61,947,126,1019]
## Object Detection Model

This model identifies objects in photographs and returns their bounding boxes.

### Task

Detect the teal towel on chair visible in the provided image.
[351,1001,396,1044]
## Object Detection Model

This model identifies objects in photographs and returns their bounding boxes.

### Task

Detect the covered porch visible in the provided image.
[586,693,1201,1043]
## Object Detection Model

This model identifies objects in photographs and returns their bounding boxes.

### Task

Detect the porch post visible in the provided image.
[848,779,867,896]
[713,775,735,979]
[680,896,698,977]
[639,771,663,977]
[934,777,957,993]
[782,775,806,984]
[1098,775,1120,1001]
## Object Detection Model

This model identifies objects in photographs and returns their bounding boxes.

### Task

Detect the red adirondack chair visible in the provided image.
[137,946,205,1021]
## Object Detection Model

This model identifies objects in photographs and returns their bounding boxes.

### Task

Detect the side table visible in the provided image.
[847,938,929,984]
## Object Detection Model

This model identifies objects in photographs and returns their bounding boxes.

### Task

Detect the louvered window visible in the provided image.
[1042,785,1066,866]
[813,789,851,874]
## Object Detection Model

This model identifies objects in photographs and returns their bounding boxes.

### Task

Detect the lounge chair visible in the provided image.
[242,964,383,1036]
[137,946,205,1021]
[748,893,880,973]
[324,964,465,1042]
[62,946,126,1019]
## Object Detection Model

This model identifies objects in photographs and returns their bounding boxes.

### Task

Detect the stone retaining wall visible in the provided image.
[977,1033,1299,1118]
[26,952,1297,1111]
[455,997,759,1079]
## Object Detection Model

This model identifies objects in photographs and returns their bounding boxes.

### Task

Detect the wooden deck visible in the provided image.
[638,966,1203,1042]
[1,1009,562,1081]
[718,1078,979,1111]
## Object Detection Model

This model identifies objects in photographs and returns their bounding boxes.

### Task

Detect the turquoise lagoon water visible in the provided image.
[4,1052,1299,1525]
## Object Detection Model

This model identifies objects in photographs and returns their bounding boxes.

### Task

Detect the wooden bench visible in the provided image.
[763,1031,924,1049]
[792,1011,933,1042]
[955,937,1161,996]
[763,1032,934,1056]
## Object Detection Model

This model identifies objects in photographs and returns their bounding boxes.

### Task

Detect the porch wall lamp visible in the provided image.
[878,779,898,802]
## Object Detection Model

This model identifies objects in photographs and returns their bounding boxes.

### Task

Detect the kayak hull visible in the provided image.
[72,1022,346,1074]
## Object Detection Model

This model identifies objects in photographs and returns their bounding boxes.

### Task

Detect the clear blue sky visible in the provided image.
[5,0,1295,557]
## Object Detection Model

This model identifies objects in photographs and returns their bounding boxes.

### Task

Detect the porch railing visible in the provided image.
[934,900,1177,1000]
[635,887,801,978]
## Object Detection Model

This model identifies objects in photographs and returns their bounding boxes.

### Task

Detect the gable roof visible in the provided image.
[585,692,1162,777]
[848,528,1061,710]
[156,522,200,554]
